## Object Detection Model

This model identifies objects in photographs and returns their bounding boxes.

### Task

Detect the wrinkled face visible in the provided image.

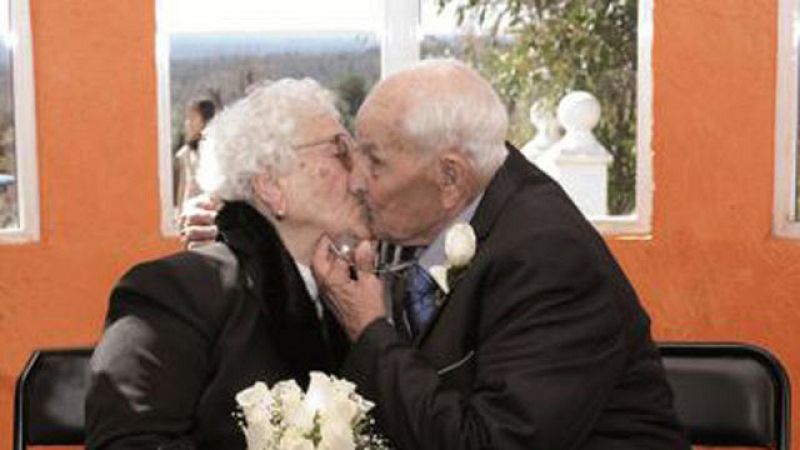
[279,111,371,240]
[350,100,446,246]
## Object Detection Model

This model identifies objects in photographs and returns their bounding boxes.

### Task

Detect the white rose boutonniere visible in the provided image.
[429,222,477,301]
[444,222,477,268]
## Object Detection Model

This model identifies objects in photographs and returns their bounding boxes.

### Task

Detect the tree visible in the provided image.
[335,75,368,131]
[437,0,638,214]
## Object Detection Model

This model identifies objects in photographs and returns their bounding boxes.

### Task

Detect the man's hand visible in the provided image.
[312,236,387,342]
[178,194,221,249]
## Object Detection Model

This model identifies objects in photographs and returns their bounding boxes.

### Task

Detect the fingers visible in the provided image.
[312,235,335,279]
[179,194,221,227]
[186,240,215,250]
[181,207,217,227]
[181,224,218,244]
[312,234,357,288]
[188,193,221,211]
[354,240,377,272]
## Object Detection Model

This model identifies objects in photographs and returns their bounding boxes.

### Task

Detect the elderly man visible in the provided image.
[311,59,690,449]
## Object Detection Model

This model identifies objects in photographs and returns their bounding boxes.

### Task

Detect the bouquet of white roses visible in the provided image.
[235,372,389,450]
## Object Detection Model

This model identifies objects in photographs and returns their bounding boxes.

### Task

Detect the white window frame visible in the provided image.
[156,0,653,237]
[774,0,800,238]
[155,0,175,236]
[590,0,653,236]
[0,0,38,243]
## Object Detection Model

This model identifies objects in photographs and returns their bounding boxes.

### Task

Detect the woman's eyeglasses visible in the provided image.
[293,133,354,170]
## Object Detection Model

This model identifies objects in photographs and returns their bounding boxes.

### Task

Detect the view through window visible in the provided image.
[159,0,647,232]
[0,0,16,229]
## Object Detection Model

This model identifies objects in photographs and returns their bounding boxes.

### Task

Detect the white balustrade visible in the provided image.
[521,101,561,162]
[530,91,613,217]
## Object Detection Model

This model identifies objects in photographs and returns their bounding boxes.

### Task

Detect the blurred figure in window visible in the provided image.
[175,99,216,213]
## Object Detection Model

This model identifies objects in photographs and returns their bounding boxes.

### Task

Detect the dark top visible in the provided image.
[342,146,691,449]
[86,202,348,450]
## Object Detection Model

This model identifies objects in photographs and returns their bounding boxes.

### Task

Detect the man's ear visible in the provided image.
[436,151,471,209]
[252,172,287,219]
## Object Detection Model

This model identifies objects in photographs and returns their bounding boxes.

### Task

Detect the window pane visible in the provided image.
[0,0,16,229]
[421,0,639,217]
[163,0,380,211]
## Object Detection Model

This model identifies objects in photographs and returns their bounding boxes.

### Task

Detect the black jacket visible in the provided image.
[342,147,690,449]
[86,202,348,450]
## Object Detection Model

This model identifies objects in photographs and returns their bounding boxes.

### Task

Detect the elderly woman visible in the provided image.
[86,79,369,450]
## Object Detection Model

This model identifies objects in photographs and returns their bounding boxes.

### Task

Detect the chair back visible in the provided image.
[13,347,94,450]
[659,342,790,450]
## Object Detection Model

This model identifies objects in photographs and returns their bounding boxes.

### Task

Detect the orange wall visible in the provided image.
[0,0,797,447]
[610,0,799,446]
[0,0,178,444]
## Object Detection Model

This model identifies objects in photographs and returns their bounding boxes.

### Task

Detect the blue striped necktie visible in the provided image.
[404,263,439,337]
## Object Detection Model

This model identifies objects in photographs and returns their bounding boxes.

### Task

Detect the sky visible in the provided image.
[161,0,481,36]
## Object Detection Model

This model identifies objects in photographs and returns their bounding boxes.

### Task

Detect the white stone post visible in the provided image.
[534,91,613,217]
[381,0,420,77]
[521,101,561,162]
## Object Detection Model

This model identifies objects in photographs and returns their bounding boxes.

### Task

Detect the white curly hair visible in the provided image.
[196,78,340,202]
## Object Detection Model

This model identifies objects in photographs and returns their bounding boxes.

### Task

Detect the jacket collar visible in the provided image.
[216,202,348,377]
[470,143,541,241]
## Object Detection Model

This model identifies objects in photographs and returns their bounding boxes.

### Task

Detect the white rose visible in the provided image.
[304,372,336,414]
[322,394,360,426]
[444,222,476,268]
[236,381,270,410]
[318,419,356,450]
[236,382,272,423]
[272,379,303,406]
[274,380,315,434]
[330,377,357,397]
[278,427,315,450]
[242,417,276,450]
[283,398,315,435]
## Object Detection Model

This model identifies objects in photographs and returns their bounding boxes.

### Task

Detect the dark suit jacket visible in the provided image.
[342,147,690,449]
[86,202,348,450]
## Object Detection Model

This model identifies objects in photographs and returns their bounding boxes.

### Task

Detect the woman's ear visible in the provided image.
[252,173,287,219]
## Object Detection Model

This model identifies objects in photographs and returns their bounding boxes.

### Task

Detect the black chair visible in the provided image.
[13,347,94,450]
[659,342,791,449]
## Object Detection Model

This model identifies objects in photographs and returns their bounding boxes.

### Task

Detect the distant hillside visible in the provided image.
[168,31,381,154]
[170,31,379,60]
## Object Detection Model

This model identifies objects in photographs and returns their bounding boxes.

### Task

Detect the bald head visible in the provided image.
[356,59,509,180]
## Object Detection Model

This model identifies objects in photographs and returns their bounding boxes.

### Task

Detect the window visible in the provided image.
[774,0,800,238]
[157,0,653,236]
[413,0,653,234]
[0,0,37,243]
[156,0,382,235]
